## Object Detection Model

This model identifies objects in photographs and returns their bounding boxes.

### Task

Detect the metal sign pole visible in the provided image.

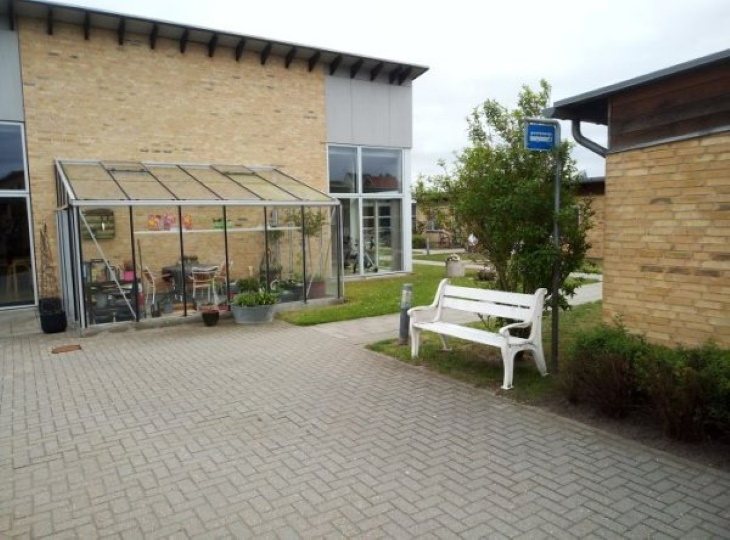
[551,150,561,373]
[524,118,562,373]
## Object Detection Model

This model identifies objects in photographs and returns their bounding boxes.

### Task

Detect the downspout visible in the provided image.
[571,120,607,157]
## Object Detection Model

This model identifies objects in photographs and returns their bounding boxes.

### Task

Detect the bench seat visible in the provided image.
[409,279,548,389]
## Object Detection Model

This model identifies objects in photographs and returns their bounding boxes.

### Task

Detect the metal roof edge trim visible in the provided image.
[550,48,730,111]
[67,199,339,207]
[14,0,429,79]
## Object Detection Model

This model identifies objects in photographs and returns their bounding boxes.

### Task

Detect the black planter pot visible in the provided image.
[201,310,220,327]
[40,311,67,333]
[39,298,67,334]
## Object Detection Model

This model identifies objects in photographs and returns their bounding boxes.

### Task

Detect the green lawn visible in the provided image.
[279,263,598,327]
[278,264,478,325]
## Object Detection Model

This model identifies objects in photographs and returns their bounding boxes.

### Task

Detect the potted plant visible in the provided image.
[277,276,304,302]
[445,253,464,277]
[236,277,261,293]
[231,288,279,324]
[199,304,220,326]
[38,222,67,333]
[306,275,326,299]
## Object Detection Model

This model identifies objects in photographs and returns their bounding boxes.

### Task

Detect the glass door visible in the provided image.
[339,198,361,274]
[0,198,34,306]
[363,199,403,273]
[0,123,35,308]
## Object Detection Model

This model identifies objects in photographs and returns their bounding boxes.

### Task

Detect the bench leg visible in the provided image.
[438,334,451,351]
[411,328,420,358]
[500,345,515,390]
[532,345,548,376]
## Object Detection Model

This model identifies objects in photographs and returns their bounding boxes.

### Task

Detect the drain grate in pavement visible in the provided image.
[51,344,82,354]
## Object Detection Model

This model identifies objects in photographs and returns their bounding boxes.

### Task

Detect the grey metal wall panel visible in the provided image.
[351,81,390,146]
[388,85,412,147]
[325,77,353,143]
[326,77,413,148]
[0,28,24,122]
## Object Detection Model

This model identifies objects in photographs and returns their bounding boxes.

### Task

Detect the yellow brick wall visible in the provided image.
[18,17,327,289]
[603,133,730,347]
[579,193,605,260]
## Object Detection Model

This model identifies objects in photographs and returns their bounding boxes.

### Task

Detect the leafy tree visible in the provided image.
[435,80,593,306]
[412,175,451,235]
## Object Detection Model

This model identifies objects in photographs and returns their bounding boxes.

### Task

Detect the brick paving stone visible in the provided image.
[1,322,729,538]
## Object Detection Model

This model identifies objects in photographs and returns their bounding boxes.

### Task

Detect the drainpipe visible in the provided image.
[571,120,607,157]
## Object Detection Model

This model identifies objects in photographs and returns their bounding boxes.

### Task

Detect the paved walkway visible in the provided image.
[1,294,729,537]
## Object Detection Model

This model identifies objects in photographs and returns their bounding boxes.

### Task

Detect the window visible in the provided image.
[328,145,405,275]
[0,124,26,190]
[362,148,401,194]
[328,146,357,193]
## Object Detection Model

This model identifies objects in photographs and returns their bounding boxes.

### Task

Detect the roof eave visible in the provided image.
[10,0,429,84]
[546,48,730,125]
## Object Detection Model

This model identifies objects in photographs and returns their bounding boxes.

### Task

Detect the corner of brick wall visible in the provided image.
[602,133,730,348]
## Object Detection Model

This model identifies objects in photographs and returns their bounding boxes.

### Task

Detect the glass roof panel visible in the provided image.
[255,169,331,201]
[182,167,261,200]
[146,165,222,200]
[227,172,297,201]
[57,160,337,206]
[60,162,126,200]
[215,164,254,174]
[111,170,176,200]
[102,161,147,172]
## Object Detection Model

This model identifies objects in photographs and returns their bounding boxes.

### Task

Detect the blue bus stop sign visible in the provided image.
[525,122,558,151]
[523,117,562,373]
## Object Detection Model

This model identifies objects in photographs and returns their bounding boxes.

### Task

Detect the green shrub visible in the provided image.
[577,258,602,274]
[639,344,730,442]
[703,345,730,434]
[412,234,426,249]
[562,323,648,418]
[236,277,260,292]
[232,290,279,306]
[565,321,730,442]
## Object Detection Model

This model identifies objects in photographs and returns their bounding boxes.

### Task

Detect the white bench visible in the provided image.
[408,279,548,390]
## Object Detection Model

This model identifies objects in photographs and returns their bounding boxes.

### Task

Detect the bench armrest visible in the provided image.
[408,278,449,324]
[408,305,438,323]
[498,320,531,338]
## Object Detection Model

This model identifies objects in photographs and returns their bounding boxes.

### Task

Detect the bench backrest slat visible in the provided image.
[444,284,537,307]
[441,296,530,321]
[437,282,545,324]
[442,296,530,321]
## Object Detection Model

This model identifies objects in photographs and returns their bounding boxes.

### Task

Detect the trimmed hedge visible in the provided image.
[562,323,730,442]
[640,344,730,442]
[562,324,647,418]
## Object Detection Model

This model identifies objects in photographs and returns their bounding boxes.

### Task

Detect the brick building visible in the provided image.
[578,176,605,261]
[0,0,426,328]
[548,49,729,347]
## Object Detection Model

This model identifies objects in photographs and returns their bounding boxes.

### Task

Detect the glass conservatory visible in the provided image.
[54,160,342,328]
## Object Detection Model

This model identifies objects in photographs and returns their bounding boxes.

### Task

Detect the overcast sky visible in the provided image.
[60,0,729,180]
